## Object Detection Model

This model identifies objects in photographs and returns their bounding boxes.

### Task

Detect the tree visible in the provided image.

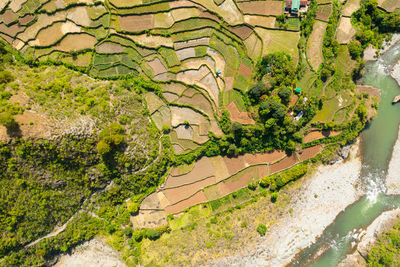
[0,112,17,129]
[96,140,111,155]
[278,87,292,103]
[231,122,243,136]
[248,83,266,103]
[227,143,239,156]
[348,40,363,59]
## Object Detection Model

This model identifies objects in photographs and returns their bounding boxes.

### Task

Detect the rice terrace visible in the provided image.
[0,0,399,265]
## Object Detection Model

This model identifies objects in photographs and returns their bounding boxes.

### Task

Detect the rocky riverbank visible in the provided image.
[338,209,400,266]
[391,59,400,87]
[386,125,400,195]
[213,142,363,266]
[364,34,400,62]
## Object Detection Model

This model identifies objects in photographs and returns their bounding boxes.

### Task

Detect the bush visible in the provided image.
[161,124,170,134]
[0,71,14,84]
[127,202,139,215]
[278,87,292,103]
[257,224,268,236]
[348,40,363,59]
[0,112,17,129]
[248,181,258,191]
[271,192,278,202]
[146,229,161,240]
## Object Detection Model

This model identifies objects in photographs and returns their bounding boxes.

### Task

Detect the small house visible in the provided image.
[285,0,309,15]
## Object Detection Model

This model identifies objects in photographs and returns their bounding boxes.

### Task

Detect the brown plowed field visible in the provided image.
[199,11,222,22]
[316,4,332,22]
[298,145,322,161]
[244,150,286,165]
[55,33,97,51]
[165,191,208,214]
[165,157,215,187]
[218,166,258,196]
[230,25,253,40]
[163,176,215,204]
[2,10,17,25]
[119,14,154,32]
[223,154,247,175]
[170,0,204,9]
[226,102,255,125]
[96,42,125,53]
[258,165,269,177]
[19,14,35,26]
[238,62,252,79]
[238,1,283,16]
[147,58,167,75]
[289,95,298,106]
[269,153,298,174]
[0,23,23,37]
[304,130,342,143]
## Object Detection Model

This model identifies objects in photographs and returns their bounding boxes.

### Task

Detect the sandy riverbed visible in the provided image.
[386,126,400,195]
[54,238,126,267]
[213,142,363,266]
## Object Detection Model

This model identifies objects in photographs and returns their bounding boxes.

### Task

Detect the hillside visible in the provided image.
[0,0,395,265]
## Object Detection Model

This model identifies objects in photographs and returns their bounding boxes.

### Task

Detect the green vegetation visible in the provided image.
[257,224,268,236]
[353,0,400,48]
[260,163,309,190]
[367,220,400,266]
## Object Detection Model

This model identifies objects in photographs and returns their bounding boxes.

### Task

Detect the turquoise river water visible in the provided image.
[290,41,400,266]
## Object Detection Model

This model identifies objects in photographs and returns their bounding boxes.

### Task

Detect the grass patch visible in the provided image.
[223,89,246,111]
[297,71,318,96]
[287,18,301,31]
[159,47,180,67]
[233,74,249,91]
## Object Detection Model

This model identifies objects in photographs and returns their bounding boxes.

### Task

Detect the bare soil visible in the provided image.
[226,102,255,125]
[118,14,154,32]
[165,191,208,214]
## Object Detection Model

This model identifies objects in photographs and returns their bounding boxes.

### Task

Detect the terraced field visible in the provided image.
[0,0,354,231]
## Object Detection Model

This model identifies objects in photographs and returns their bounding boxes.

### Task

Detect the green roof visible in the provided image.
[292,0,300,11]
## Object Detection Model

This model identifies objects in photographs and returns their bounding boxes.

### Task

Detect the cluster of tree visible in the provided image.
[300,0,318,38]
[0,41,18,130]
[353,0,400,48]
[96,123,126,155]
[320,2,339,81]
[260,163,309,190]
[0,136,105,258]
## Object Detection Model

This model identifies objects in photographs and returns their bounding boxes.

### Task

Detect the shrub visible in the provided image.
[161,124,170,134]
[0,71,14,84]
[123,227,133,237]
[348,40,363,59]
[127,202,139,215]
[132,230,145,242]
[248,181,258,191]
[241,221,248,228]
[146,229,161,240]
[271,192,278,202]
[278,87,292,103]
[257,224,268,236]
[0,112,17,129]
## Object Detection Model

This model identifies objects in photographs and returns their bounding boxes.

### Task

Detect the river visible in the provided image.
[290,40,400,266]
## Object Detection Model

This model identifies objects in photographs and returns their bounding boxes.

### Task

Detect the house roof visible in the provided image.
[292,0,300,11]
